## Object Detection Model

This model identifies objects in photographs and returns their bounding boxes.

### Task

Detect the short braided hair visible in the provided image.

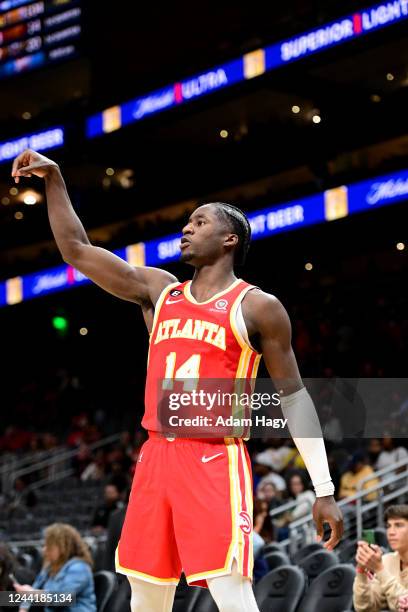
[208,202,252,266]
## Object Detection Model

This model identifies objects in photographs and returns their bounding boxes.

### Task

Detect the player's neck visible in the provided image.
[190,266,238,302]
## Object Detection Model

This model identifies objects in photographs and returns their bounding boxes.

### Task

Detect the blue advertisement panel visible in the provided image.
[86,1,408,139]
[248,193,325,241]
[145,233,181,267]
[1,168,407,308]
[0,281,6,307]
[0,127,64,164]
[347,169,408,214]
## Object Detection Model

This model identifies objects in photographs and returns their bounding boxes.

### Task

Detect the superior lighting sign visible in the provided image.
[87,0,408,138]
[1,168,407,308]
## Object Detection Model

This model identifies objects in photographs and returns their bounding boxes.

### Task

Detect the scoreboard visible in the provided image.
[0,0,81,79]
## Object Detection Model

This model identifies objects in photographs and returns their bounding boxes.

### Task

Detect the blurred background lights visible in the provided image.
[23,193,37,205]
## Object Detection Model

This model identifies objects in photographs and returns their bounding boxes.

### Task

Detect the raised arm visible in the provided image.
[11,150,177,307]
[242,289,344,549]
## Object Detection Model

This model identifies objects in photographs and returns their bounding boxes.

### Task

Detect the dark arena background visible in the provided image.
[0,2,408,611]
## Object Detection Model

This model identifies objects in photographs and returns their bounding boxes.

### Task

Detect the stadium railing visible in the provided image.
[4,432,123,498]
[271,456,408,557]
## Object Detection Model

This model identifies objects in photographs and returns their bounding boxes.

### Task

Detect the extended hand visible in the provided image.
[398,593,408,612]
[355,541,384,573]
[313,495,344,550]
[11,149,59,183]
[13,582,35,593]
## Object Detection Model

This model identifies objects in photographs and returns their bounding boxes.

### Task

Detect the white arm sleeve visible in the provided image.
[280,386,335,498]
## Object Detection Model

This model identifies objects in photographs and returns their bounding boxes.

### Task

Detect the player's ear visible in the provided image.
[224,233,238,248]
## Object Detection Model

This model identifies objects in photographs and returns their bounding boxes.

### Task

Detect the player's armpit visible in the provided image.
[244,290,303,395]
[66,244,178,306]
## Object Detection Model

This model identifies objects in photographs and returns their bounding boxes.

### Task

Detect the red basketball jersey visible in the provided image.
[142,278,262,433]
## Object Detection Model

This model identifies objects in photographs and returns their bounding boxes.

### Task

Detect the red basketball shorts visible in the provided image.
[116,433,254,588]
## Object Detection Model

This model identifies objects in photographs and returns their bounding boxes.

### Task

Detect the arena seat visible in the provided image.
[264,550,291,571]
[296,564,356,612]
[254,565,306,612]
[297,549,338,580]
[338,540,357,564]
[291,542,324,564]
[93,570,118,612]
[262,543,284,555]
[105,577,130,612]
[192,588,219,612]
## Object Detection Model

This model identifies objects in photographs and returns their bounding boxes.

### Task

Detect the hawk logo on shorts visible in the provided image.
[238,511,252,535]
[170,290,182,297]
[215,299,228,311]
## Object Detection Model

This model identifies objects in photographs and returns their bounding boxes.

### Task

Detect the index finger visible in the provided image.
[11,149,31,179]
[323,517,344,550]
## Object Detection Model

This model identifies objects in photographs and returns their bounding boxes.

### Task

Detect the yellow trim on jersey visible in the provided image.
[115,546,180,585]
[147,282,181,368]
[184,278,242,305]
[229,285,261,356]
[186,438,244,584]
[149,281,181,343]
[239,439,254,575]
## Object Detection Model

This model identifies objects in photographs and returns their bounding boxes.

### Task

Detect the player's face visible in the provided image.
[180,205,235,266]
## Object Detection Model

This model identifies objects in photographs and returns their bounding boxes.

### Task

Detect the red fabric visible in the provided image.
[116,435,253,588]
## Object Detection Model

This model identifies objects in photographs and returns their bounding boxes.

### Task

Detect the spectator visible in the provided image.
[285,471,315,521]
[321,403,343,443]
[255,466,286,496]
[254,438,292,472]
[339,451,380,501]
[103,506,127,573]
[253,499,274,544]
[256,482,283,512]
[91,483,124,533]
[80,449,106,482]
[376,437,408,472]
[14,523,96,612]
[353,505,408,612]
[273,471,315,541]
[0,543,35,610]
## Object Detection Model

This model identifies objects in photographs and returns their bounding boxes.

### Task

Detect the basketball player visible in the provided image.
[12,150,343,612]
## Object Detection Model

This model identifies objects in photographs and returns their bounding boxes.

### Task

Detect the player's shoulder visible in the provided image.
[140,267,179,306]
[243,285,284,310]
[242,285,290,330]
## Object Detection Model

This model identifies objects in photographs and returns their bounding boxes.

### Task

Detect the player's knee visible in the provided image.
[128,579,151,612]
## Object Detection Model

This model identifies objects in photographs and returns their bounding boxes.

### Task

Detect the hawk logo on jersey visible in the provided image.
[170,290,182,297]
[238,511,252,535]
[215,299,228,311]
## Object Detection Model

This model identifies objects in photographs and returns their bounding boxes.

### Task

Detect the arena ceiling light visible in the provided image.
[23,192,38,205]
